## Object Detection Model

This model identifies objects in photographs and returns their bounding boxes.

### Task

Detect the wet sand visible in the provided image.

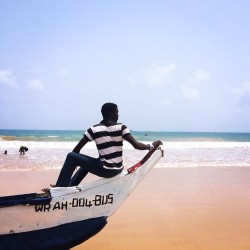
[1,167,250,250]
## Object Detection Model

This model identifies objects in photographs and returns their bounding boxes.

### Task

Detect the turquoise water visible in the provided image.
[1,129,250,142]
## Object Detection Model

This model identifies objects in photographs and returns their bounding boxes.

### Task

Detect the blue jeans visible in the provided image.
[56,152,122,187]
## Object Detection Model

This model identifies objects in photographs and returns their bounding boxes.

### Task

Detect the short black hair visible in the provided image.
[101,103,117,118]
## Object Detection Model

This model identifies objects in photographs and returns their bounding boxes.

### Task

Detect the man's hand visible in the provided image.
[152,140,163,149]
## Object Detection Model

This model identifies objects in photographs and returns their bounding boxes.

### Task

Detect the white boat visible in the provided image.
[0,148,163,250]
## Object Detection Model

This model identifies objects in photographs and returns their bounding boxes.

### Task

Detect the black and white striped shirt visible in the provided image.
[84,120,131,170]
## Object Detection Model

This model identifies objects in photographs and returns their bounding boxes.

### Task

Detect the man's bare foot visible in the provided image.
[42,188,50,193]
[41,184,56,193]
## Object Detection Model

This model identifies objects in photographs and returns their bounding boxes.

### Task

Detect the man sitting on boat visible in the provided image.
[55,102,162,187]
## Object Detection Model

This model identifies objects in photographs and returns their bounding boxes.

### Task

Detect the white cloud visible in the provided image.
[126,76,136,86]
[180,69,210,101]
[229,81,250,107]
[243,81,250,91]
[27,66,43,74]
[145,63,176,87]
[193,69,210,82]
[28,79,44,90]
[125,63,176,88]
[0,69,18,88]
[57,69,69,78]
[181,84,199,101]
[0,94,10,102]
[159,99,172,106]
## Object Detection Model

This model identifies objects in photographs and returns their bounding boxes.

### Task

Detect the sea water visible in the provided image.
[0,129,250,171]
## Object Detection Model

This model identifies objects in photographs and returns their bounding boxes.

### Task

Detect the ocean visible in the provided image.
[1,129,250,171]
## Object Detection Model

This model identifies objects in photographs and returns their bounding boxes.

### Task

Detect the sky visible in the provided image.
[1,0,250,132]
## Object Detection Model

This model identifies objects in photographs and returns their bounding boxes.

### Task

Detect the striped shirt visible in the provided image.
[84,120,131,170]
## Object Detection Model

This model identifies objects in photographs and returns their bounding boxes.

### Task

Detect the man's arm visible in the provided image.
[73,136,89,153]
[124,134,162,150]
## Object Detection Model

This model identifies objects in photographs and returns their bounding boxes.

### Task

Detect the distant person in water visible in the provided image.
[53,102,162,187]
[4,150,7,155]
[19,146,28,155]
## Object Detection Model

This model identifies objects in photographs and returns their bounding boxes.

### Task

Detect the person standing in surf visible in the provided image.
[19,146,28,155]
[55,102,162,187]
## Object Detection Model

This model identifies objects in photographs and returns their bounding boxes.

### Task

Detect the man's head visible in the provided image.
[101,103,119,121]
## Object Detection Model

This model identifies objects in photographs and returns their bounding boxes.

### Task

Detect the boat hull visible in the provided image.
[0,216,107,250]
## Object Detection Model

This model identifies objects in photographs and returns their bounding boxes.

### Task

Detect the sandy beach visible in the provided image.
[1,167,250,250]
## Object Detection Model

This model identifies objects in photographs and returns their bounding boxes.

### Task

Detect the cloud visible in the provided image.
[193,69,210,82]
[27,67,43,74]
[159,99,172,107]
[126,76,137,86]
[230,81,250,107]
[57,69,69,78]
[0,94,10,103]
[125,63,176,89]
[180,84,199,101]
[0,69,18,88]
[28,79,44,90]
[145,63,176,87]
[181,69,210,101]
[243,81,250,91]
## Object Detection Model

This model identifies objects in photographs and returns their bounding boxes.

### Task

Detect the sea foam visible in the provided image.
[0,140,250,171]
